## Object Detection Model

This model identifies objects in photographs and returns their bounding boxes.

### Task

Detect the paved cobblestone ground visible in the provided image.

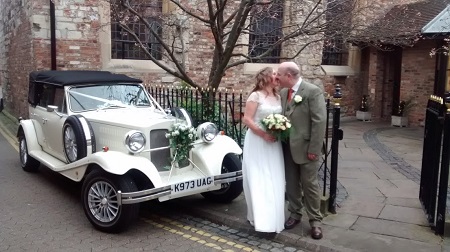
[363,127,421,184]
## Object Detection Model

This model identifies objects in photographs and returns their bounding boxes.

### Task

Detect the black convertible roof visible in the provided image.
[29,70,142,86]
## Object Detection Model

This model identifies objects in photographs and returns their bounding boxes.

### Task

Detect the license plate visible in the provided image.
[171,177,214,194]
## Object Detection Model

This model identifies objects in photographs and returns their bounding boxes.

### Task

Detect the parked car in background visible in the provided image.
[18,70,243,233]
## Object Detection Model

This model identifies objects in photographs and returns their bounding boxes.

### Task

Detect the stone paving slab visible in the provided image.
[352,217,441,243]
[337,168,379,180]
[337,198,385,218]
[323,213,358,229]
[385,197,422,209]
[337,160,378,169]
[322,224,441,252]
[372,167,409,180]
[378,205,429,226]
[377,184,419,199]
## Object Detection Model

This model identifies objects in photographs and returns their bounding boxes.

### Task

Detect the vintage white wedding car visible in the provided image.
[18,70,243,233]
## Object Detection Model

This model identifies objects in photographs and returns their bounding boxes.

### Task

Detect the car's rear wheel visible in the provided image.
[201,154,243,203]
[63,115,95,163]
[18,133,40,172]
[82,170,139,233]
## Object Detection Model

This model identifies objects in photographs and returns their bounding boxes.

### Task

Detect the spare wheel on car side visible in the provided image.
[63,115,96,163]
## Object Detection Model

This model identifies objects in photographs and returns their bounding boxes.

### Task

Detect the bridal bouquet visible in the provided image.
[261,113,291,141]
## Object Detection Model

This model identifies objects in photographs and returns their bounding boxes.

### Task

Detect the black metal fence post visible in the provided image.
[420,95,445,226]
[436,92,450,235]
[323,97,331,197]
[328,84,343,214]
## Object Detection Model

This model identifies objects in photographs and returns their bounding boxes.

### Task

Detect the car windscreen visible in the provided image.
[68,84,152,112]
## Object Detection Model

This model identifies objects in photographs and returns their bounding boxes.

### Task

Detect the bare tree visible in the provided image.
[107,0,424,90]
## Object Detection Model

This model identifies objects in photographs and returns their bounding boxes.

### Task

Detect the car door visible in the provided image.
[42,86,68,161]
[33,85,67,161]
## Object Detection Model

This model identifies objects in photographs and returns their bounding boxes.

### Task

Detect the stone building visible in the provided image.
[0,0,325,118]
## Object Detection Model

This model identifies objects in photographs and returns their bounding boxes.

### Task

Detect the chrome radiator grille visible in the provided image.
[150,129,171,171]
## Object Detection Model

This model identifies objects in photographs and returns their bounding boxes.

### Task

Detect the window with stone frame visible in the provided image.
[111,0,163,60]
[248,0,284,63]
[322,38,348,65]
[321,0,351,66]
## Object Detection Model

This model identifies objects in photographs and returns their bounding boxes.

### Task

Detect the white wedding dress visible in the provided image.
[242,91,285,233]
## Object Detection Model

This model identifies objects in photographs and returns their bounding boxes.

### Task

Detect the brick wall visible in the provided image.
[32,0,102,70]
[401,39,437,125]
[0,0,35,118]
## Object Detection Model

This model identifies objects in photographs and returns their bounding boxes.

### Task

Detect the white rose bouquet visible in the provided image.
[165,123,197,163]
[261,113,292,142]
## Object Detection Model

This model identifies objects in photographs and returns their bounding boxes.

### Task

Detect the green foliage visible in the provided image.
[175,90,246,147]
[394,97,417,116]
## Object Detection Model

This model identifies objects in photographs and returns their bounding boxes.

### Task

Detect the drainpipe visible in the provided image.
[50,0,56,70]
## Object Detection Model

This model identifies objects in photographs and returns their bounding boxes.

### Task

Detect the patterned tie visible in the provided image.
[288,88,294,102]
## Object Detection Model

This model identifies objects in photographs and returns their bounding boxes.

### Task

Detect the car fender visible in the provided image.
[86,151,164,188]
[191,135,242,175]
[18,119,41,152]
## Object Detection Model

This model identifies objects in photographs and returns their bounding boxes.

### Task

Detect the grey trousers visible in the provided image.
[283,145,322,227]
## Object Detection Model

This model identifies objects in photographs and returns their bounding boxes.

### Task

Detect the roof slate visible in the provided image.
[353,0,450,46]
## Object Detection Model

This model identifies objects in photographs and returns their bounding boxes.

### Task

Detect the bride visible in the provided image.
[242,67,285,233]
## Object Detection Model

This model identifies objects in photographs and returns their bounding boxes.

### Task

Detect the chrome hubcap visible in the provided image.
[87,181,119,223]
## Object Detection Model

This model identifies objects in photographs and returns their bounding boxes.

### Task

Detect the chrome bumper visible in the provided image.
[117,170,243,205]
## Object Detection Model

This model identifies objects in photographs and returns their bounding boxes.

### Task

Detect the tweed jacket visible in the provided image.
[281,80,327,164]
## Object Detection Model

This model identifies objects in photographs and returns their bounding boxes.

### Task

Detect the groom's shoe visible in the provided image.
[311,227,323,240]
[284,217,300,229]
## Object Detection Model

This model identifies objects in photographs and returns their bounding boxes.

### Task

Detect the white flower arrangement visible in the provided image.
[261,113,292,141]
[165,123,197,163]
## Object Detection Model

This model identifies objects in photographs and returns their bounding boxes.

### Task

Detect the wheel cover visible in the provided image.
[87,181,120,223]
[19,138,27,166]
[64,125,77,162]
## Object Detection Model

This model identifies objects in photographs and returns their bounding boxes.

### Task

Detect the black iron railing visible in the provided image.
[147,86,245,148]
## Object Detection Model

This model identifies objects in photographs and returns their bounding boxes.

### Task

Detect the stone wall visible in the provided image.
[1,0,327,118]
[0,0,35,118]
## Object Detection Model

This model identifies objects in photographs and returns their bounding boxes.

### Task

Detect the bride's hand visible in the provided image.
[263,133,276,142]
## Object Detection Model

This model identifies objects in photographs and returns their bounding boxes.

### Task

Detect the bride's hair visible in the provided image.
[251,67,277,96]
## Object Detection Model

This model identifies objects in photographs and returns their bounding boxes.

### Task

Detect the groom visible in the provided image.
[276,62,327,239]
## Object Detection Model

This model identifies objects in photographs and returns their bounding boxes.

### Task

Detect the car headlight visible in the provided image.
[124,130,146,153]
[197,122,218,143]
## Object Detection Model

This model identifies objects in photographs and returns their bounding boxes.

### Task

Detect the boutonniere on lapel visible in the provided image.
[293,95,303,104]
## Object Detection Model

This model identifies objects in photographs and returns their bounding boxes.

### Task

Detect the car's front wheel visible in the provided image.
[81,170,139,233]
[201,154,243,203]
[18,133,40,172]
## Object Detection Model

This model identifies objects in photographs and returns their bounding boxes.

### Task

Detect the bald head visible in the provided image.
[278,62,300,76]
[276,61,301,88]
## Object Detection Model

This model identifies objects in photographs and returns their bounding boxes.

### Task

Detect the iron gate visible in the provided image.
[419,95,450,235]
